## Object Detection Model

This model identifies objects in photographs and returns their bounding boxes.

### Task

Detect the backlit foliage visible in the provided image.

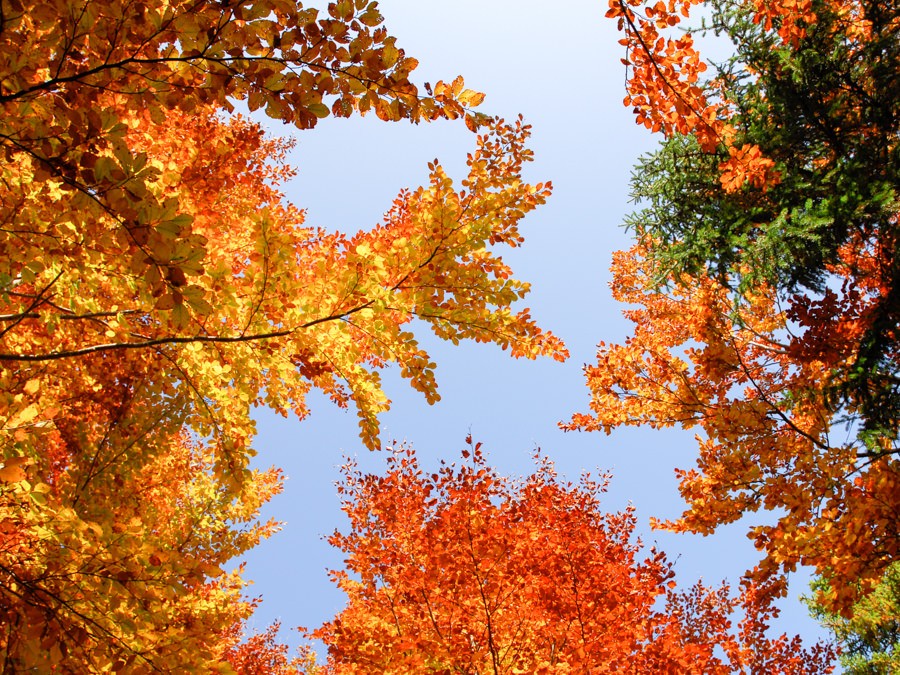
[0,0,565,670]
[567,241,897,610]
[576,0,900,619]
[313,441,833,674]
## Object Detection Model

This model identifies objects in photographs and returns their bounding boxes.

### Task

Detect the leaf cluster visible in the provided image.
[313,441,834,674]
[576,3,900,639]
[0,0,565,669]
[621,0,900,436]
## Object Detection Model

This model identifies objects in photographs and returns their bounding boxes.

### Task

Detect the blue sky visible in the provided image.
[243,0,831,654]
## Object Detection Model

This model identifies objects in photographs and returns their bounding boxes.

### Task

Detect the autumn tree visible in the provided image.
[1,372,283,671]
[223,621,319,674]
[0,0,566,670]
[608,0,900,434]
[569,0,900,612]
[312,441,834,674]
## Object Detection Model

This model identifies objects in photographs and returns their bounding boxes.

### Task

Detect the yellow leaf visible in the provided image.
[8,404,39,428]
[0,457,30,483]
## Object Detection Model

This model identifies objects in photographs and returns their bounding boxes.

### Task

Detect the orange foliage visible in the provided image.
[0,100,564,451]
[224,621,318,675]
[312,441,833,673]
[608,0,722,150]
[0,350,283,670]
[597,0,900,618]
[608,0,874,190]
[1,0,565,669]
[567,242,898,611]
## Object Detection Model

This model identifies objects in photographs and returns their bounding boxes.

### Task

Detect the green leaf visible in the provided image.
[306,102,330,118]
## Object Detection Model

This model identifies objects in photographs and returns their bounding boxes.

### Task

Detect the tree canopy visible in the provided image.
[313,442,833,674]
[571,0,900,618]
[0,0,566,670]
[609,0,899,437]
[4,0,890,669]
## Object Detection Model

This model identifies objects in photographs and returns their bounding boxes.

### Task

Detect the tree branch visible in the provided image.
[0,302,375,362]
